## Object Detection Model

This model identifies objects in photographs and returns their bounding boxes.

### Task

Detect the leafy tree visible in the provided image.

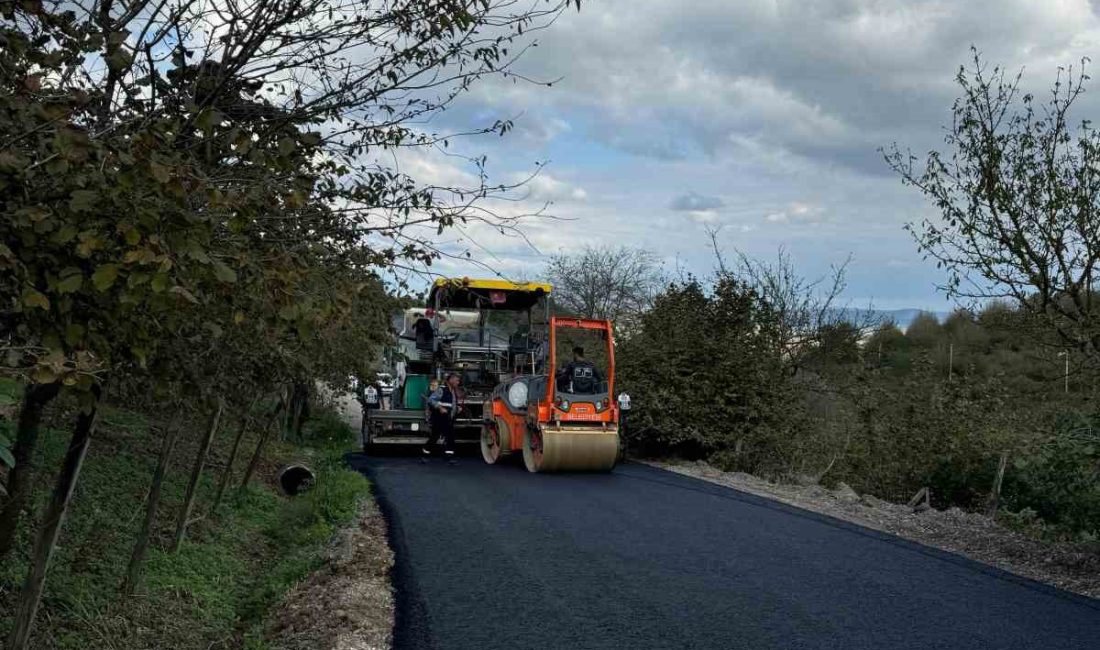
[1,1,583,645]
[865,321,910,370]
[886,49,1100,366]
[707,229,866,375]
[618,276,791,468]
[905,312,943,348]
[804,321,862,370]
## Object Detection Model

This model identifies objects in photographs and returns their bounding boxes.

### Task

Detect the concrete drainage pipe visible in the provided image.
[277,464,316,495]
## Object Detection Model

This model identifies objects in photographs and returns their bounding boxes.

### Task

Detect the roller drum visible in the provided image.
[523,425,619,473]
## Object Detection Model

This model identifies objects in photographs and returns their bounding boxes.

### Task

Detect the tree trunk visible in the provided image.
[5,389,99,650]
[211,399,256,513]
[294,385,309,441]
[171,401,222,552]
[290,388,304,442]
[122,409,182,595]
[240,405,279,490]
[282,386,293,441]
[0,383,61,563]
[986,451,1009,518]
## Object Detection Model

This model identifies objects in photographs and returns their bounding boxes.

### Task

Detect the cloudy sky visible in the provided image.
[405,0,1100,310]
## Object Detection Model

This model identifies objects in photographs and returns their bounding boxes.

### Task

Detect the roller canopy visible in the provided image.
[428,278,552,311]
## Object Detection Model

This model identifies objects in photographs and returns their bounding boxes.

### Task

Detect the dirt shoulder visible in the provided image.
[646,459,1100,600]
[268,498,395,650]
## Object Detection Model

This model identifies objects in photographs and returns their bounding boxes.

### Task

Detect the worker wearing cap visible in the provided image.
[423,372,461,464]
[557,346,602,394]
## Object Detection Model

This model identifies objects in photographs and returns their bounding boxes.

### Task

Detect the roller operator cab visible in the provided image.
[482,316,621,473]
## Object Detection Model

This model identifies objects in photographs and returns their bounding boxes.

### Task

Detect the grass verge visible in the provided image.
[0,394,369,650]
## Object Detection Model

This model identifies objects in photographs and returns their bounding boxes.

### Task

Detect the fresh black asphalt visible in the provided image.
[347,452,1100,650]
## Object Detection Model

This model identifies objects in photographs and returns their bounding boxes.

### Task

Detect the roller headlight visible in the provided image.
[507,382,528,409]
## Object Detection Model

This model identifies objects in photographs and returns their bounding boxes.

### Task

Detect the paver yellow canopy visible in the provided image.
[484,316,620,473]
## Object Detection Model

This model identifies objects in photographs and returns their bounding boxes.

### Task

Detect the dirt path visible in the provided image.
[648,459,1100,600]
[316,382,364,438]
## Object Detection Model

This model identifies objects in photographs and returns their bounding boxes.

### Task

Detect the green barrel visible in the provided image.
[403,374,430,410]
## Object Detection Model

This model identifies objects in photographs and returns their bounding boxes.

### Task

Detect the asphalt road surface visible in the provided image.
[349,452,1100,650]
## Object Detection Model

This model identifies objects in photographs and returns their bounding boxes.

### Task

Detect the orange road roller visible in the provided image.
[481,316,620,472]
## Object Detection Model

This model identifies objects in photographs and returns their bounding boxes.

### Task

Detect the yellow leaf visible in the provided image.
[92,264,119,291]
[149,162,170,184]
[32,366,57,384]
[22,288,50,310]
[169,286,199,304]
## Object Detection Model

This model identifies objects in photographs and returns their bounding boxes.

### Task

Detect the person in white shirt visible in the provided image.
[393,357,407,409]
[617,391,631,444]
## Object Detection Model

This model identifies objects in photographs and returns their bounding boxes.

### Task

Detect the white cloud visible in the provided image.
[687,210,721,224]
[463,0,1100,170]
[518,173,588,203]
[391,146,480,189]
[764,202,826,225]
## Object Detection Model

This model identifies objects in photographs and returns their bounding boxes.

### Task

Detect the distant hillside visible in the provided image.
[871,309,949,330]
[829,308,950,331]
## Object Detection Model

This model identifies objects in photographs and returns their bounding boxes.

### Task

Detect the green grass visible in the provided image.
[0,397,370,649]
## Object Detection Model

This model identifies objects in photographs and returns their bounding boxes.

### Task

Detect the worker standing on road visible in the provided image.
[617,391,630,422]
[617,391,631,453]
[422,373,461,465]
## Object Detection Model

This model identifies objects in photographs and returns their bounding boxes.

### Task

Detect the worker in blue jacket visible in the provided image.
[422,372,461,464]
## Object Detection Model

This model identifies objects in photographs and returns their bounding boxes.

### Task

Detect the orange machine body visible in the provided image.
[482,317,620,471]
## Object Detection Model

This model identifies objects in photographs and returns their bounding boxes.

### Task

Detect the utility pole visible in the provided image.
[948,341,954,381]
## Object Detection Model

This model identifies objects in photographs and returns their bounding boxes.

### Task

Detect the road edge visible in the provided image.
[636,459,1100,608]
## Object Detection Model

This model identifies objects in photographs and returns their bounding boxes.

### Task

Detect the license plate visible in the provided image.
[411,423,419,431]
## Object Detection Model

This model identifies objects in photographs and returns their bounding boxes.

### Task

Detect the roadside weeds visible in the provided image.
[267,498,394,650]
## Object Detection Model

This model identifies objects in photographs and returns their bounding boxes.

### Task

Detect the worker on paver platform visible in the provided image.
[422,373,460,464]
[413,312,434,351]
